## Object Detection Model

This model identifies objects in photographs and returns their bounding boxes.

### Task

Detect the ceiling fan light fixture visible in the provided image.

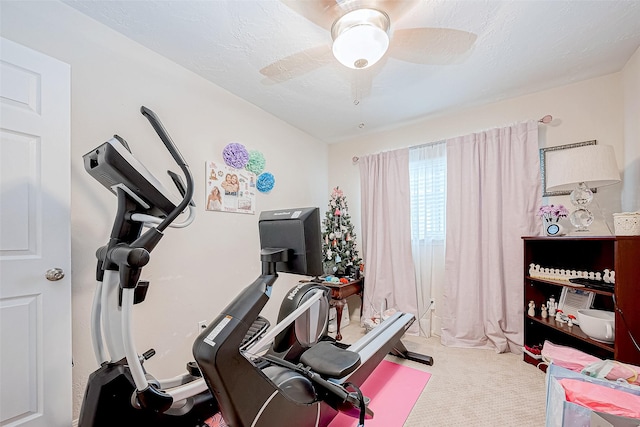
[331,9,390,69]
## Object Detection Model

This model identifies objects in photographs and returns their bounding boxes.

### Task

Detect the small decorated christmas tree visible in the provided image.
[322,187,362,276]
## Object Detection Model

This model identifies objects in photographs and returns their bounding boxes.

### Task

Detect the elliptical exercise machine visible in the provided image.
[78,107,220,426]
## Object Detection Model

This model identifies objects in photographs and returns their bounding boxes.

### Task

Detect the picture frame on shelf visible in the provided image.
[558,287,595,325]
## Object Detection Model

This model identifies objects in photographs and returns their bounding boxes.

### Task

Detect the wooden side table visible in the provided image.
[323,277,364,341]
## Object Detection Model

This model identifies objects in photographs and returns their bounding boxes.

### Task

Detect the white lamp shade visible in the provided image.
[332,24,389,69]
[545,144,621,192]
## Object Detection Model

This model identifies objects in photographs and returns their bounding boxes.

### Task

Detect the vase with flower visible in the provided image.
[537,204,569,236]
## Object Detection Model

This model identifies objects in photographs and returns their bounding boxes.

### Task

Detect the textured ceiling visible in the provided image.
[63,0,640,143]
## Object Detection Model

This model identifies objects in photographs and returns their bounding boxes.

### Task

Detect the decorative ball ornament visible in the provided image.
[329,233,335,240]
[256,172,275,193]
[245,150,266,175]
[222,142,249,169]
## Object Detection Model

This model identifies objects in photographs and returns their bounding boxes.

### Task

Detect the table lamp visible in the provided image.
[545,144,620,231]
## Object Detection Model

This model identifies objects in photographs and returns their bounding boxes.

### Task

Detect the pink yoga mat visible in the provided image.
[328,360,431,427]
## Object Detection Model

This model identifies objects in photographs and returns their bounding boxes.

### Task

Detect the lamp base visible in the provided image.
[569,208,594,231]
[569,184,595,232]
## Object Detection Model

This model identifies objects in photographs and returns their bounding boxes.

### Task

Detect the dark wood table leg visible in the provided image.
[334,299,346,341]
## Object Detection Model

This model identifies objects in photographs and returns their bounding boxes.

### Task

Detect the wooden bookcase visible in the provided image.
[522,236,640,370]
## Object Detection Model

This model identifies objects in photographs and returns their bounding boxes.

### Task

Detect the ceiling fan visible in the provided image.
[260,0,478,83]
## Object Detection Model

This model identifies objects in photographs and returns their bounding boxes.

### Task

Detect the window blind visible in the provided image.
[409,142,446,240]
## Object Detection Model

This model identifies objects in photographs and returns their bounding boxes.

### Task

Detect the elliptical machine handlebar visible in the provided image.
[117,108,196,408]
[140,106,188,169]
[140,106,194,233]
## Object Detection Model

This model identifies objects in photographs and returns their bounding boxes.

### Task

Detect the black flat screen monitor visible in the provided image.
[258,207,323,277]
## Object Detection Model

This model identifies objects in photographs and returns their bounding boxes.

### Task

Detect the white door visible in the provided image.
[0,38,71,427]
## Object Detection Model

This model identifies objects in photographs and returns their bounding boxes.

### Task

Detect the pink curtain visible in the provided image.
[441,121,541,352]
[359,148,419,334]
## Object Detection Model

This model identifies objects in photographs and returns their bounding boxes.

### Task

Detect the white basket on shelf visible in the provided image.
[613,212,640,235]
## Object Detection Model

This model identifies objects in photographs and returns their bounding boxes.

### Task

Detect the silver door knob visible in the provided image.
[45,268,65,281]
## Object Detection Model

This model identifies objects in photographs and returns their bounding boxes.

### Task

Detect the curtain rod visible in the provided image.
[352,114,553,164]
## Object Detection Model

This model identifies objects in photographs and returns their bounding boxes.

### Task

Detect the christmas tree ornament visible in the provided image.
[335,255,342,263]
[329,233,335,240]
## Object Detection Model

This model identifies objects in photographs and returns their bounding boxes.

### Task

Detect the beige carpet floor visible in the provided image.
[338,324,547,427]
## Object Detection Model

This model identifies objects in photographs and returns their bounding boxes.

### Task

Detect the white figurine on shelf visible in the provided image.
[610,271,615,283]
[603,269,610,283]
[529,263,535,276]
[528,301,536,317]
[567,318,574,327]
[541,304,548,319]
[595,272,602,281]
[548,297,556,317]
[555,311,565,322]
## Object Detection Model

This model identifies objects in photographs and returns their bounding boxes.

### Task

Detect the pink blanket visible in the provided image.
[542,341,640,385]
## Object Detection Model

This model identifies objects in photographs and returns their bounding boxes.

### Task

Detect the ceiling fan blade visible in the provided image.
[280,0,341,29]
[364,0,421,22]
[260,45,334,84]
[389,28,478,64]
[281,0,420,31]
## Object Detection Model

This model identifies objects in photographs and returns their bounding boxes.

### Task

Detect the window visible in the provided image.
[409,142,446,240]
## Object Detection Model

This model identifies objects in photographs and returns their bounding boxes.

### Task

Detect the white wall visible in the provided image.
[0,1,329,418]
[622,46,640,212]
[329,72,634,334]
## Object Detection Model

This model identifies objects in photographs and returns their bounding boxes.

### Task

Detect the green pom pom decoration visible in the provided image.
[245,150,266,175]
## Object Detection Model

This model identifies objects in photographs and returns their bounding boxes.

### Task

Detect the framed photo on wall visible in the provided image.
[205,161,256,214]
